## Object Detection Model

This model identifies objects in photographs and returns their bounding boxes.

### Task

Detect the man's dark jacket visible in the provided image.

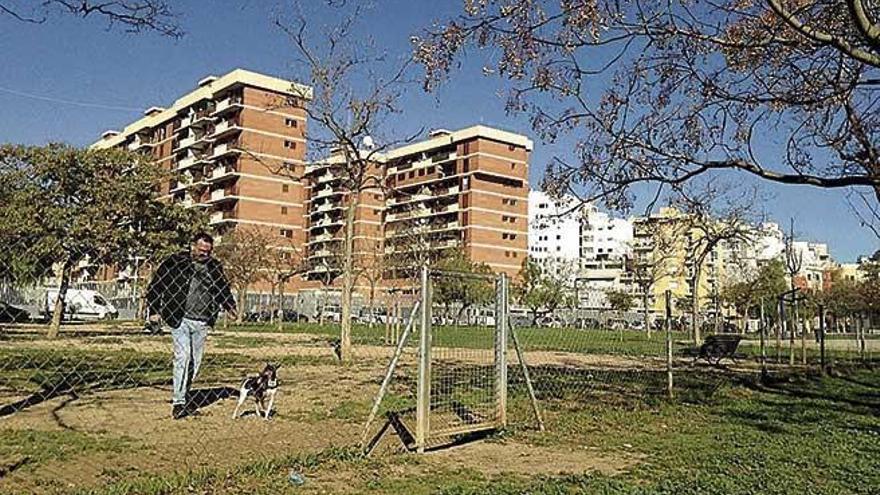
[146,252,235,328]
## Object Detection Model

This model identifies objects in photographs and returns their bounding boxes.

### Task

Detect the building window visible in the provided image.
[511,163,516,170]
[284,140,297,149]
[281,206,288,215]
[280,229,293,238]
[282,184,289,192]
[285,118,298,128]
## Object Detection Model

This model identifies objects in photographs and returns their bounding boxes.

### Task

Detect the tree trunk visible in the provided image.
[368,283,376,329]
[269,282,277,325]
[339,193,359,362]
[236,287,246,323]
[643,289,652,339]
[48,256,76,339]
[276,278,285,332]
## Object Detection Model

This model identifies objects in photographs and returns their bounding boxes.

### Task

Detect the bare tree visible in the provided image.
[214,226,276,323]
[627,218,682,338]
[1,0,183,37]
[414,1,880,219]
[270,3,419,361]
[674,186,759,344]
[783,219,806,364]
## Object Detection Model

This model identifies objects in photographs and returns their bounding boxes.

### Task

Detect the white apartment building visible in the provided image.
[578,205,634,309]
[528,190,581,277]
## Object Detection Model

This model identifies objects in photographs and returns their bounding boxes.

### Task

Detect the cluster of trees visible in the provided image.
[812,260,880,326]
[513,258,576,325]
[212,226,304,325]
[0,144,205,337]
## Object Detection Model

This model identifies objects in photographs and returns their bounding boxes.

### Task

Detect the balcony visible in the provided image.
[386,203,459,222]
[211,142,241,160]
[313,186,339,199]
[386,220,460,238]
[209,209,236,225]
[212,96,243,116]
[388,185,459,206]
[210,119,241,139]
[209,186,238,203]
[209,164,238,181]
[127,136,155,152]
[311,215,344,229]
[315,171,341,184]
[181,196,208,209]
[307,232,336,245]
[176,152,211,171]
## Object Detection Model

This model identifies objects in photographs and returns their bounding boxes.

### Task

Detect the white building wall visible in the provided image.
[528,191,581,272]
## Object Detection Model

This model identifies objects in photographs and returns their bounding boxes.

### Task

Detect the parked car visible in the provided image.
[0,301,30,323]
[536,315,564,328]
[281,309,304,322]
[244,310,272,322]
[45,289,117,321]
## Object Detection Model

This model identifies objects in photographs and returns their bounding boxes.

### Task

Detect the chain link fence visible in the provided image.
[1,242,877,493]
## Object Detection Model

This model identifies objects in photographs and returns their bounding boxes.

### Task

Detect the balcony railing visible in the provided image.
[211,119,240,139]
[211,142,241,159]
[213,96,243,115]
[386,203,459,222]
[210,164,237,181]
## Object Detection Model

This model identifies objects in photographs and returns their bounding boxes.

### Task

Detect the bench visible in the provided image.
[687,334,744,367]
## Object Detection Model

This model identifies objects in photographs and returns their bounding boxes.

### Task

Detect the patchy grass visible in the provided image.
[63,367,880,495]
[0,429,134,469]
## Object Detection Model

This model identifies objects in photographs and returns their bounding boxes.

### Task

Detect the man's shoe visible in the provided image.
[172,404,188,419]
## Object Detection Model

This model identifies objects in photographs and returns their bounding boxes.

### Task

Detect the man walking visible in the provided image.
[146,232,237,419]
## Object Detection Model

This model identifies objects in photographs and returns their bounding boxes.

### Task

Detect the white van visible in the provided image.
[45,288,118,321]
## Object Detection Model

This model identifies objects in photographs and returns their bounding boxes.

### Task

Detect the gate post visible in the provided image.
[494,273,509,428]
[415,266,432,453]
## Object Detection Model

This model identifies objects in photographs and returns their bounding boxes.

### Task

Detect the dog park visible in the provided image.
[1,295,878,494]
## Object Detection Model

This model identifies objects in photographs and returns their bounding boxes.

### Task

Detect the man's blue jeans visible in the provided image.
[171,318,209,406]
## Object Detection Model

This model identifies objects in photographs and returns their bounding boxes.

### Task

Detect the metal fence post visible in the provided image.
[665,289,673,399]
[495,273,509,428]
[819,304,826,375]
[415,266,432,453]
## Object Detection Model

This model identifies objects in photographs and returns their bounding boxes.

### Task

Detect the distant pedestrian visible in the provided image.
[146,232,236,419]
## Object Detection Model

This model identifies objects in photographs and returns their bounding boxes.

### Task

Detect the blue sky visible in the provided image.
[0,0,876,261]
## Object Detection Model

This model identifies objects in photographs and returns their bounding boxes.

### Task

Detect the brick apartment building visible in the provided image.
[93,69,531,307]
[93,69,310,250]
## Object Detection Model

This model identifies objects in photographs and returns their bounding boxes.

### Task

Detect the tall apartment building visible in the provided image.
[628,207,726,317]
[93,69,311,250]
[579,204,633,309]
[301,154,385,286]
[383,127,531,281]
[93,70,530,307]
[527,190,581,275]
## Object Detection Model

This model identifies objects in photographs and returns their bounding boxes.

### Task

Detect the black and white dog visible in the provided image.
[232,363,280,420]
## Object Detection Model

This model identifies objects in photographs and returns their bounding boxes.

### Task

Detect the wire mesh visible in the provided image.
[425,270,501,441]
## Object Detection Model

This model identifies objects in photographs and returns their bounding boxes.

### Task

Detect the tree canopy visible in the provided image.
[414,1,880,230]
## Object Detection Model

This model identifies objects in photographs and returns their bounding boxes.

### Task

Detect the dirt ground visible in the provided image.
[0,323,727,494]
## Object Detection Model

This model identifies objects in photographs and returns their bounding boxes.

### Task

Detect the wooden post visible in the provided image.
[858,313,866,362]
[776,299,784,364]
[415,266,432,453]
[819,305,826,375]
[665,290,673,399]
[494,273,509,428]
[760,297,767,380]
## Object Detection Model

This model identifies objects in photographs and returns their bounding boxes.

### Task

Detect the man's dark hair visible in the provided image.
[192,232,214,245]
